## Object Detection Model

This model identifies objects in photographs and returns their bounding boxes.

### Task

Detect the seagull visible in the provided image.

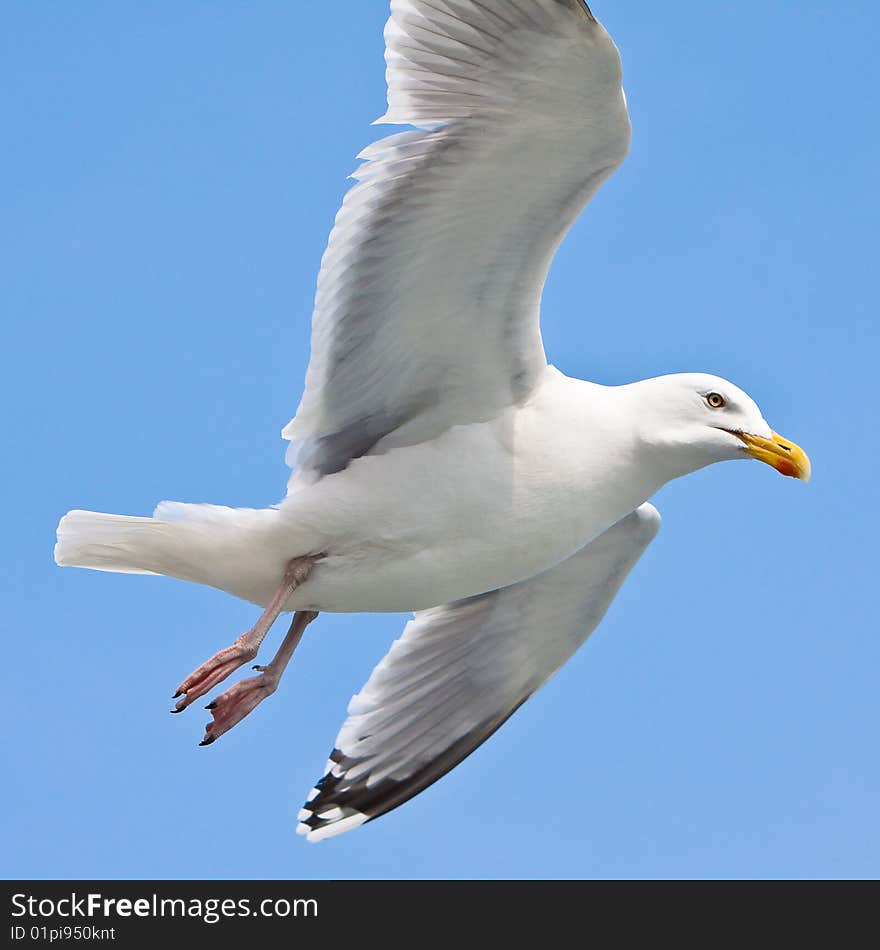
[55,0,811,842]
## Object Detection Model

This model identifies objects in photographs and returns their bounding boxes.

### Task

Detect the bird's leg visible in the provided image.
[171,556,315,714]
[199,609,319,746]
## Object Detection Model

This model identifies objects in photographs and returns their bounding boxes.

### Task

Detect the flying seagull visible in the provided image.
[55,0,810,842]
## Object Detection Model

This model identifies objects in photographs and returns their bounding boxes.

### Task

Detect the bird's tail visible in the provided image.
[54,502,288,604]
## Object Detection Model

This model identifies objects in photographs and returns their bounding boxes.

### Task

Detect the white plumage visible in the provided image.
[297,504,659,842]
[55,0,809,841]
[286,0,628,484]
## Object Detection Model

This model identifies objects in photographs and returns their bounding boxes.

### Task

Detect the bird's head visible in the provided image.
[631,373,811,483]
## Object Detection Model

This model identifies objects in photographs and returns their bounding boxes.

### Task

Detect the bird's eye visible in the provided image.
[706,392,726,409]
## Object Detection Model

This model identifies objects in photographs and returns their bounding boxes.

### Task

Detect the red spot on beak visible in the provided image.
[775,459,799,478]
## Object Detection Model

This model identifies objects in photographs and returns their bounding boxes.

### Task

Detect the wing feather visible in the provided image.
[285,0,630,482]
[297,504,660,841]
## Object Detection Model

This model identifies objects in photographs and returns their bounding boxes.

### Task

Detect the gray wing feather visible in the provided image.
[297,503,660,841]
[285,0,630,483]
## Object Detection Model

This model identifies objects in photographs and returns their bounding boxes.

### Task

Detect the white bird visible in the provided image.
[54,0,811,842]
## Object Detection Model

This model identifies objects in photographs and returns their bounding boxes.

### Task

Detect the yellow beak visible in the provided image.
[734,430,812,482]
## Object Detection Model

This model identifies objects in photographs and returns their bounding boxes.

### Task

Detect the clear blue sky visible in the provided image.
[3,1,878,880]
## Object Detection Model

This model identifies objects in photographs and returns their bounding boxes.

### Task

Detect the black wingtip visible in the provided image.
[301,701,529,834]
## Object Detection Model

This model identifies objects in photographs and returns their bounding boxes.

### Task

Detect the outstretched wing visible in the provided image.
[296,504,659,841]
[286,0,630,482]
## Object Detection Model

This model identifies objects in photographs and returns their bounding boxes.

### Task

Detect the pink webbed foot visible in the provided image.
[171,634,258,714]
[197,609,318,746]
[171,557,316,716]
[199,666,280,746]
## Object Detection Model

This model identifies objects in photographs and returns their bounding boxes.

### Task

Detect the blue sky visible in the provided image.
[3,1,878,879]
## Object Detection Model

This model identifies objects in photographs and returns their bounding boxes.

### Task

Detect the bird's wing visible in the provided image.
[296,503,659,841]
[285,0,630,482]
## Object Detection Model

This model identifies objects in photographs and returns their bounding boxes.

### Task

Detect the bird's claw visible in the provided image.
[171,634,259,714]
[198,670,279,746]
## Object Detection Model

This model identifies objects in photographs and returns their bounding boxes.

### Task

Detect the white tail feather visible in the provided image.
[54,505,291,606]
[55,510,167,575]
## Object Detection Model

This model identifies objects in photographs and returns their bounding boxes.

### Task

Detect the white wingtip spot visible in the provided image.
[297,808,313,822]
[305,812,368,842]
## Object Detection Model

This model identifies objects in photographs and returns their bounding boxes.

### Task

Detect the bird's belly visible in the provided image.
[281,410,652,613]
[293,519,578,613]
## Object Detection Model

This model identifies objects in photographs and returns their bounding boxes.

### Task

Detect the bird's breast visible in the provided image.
[283,375,656,613]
